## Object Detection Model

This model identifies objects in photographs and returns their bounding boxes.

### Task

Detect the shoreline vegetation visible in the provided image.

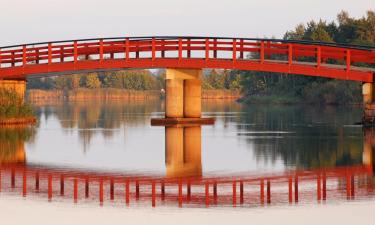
[25,11,374,106]
[27,89,242,101]
[0,89,36,126]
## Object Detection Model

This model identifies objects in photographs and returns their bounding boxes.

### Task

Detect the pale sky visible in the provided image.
[0,0,374,46]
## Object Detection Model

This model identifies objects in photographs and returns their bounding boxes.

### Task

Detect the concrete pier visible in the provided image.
[152,68,214,126]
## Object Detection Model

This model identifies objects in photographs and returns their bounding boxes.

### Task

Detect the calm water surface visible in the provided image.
[24,100,365,174]
[1,99,374,208]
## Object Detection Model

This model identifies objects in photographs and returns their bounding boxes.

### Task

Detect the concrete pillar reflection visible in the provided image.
[363,128,375,170]
[165,125,202,178]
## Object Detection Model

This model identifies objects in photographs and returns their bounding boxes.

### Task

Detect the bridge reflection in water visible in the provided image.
[0,125,374,208]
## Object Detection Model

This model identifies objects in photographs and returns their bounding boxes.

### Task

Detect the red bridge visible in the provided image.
[0,37,374,123]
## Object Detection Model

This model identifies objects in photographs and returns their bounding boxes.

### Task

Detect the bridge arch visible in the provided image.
[0,37,374,123]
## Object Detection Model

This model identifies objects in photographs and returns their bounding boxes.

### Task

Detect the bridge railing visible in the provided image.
[0,37,374,81]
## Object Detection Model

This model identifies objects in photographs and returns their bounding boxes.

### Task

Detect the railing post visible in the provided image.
[60,46,64,62]
[11,168,15,188]
[0,48,2,68]
[73,178,78,203]
[317,175,321,201]
[240,39,244,59]
[99,39,104,63]
[60,175,64,196]
[187,39,191,58]
[48,174,52,201]
[205,182,209,207]
[99,179,104,206]
[36,49,40,64]
[35,172,39,191]
[346,49,351,72]
[288,44,293,66]
[152,181,156,207]
[125,38,130,61]
[48,43,52,65]
[288,177,293,203]
[22,45,27,66]
[322,174,326,200]
[110,179,114,200]
[178,38,183,61]
[125,180,130,205]
[85,178,89,198]
[73,41,78,63]
[294,175,299,203]
[232,38,237,63]
[213,38,217,59]
[266,180,271,204]
[232,180,237,206]
[351,175,355,199]
[260,179,264,204]
[205,38,209,62]
[260,41,265,64]
[161,180,165,201]
[136,180,140,200]
[240,181,244,204]
[178,180,183,207]
[187,180,191,202]
[22,169,27,197]
[213,181,217,204]
[152,38,156,62]
[317,46,321,68]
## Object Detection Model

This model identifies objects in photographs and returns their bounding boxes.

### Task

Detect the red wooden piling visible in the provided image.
[267,180,271,204]
[73,178,78,203]
[48,175,52,201]
[232,181,237,206]
[152,181,156,207]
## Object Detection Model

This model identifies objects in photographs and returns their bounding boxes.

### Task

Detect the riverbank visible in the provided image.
[0,196,374,225]
[0,117,37,126]
[27,89,242,101]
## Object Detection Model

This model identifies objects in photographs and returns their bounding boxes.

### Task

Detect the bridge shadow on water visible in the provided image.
[0,119,374,208]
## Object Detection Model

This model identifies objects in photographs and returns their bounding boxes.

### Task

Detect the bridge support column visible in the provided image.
[363,128,375,174]
[0,80,27,102]
[363,82,375,126]
[152,68,214,125]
